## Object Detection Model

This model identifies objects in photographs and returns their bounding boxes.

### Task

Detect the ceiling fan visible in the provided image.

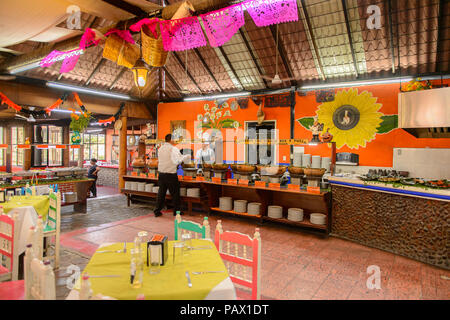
[163,50,191,96]
[261,24,299,85]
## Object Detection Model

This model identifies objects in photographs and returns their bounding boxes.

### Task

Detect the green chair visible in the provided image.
[174,214,210,241]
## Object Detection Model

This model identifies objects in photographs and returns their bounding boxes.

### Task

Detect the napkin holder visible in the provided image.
[147,234,168,266]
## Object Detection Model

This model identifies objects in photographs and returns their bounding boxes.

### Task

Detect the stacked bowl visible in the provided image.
[234,200,247,213]
[287,208,304,222]
[152,186,159,193]
[247,202,261,215]
[145,183,154,192]
[137,182,146,192]
[310,213,326,225]
[268,205,283,219]
[187,188,200,198]
[219,197,233,211]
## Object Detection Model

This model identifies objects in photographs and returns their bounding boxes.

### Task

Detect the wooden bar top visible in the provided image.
[123,175,329,197]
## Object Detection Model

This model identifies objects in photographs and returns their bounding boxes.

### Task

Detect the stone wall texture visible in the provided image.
[97,167,119,187]
[331,186,449,269]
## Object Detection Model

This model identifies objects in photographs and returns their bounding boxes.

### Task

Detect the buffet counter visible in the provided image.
[121,175,331,236]
[83,163,119,187]
[329,176,449,269]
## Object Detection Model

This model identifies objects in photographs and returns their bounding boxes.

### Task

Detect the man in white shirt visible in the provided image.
[154,134,190,217]
[195,141,215,168]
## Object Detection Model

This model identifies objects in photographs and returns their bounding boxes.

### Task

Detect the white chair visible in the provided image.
[79,274,116,300]
[214,220,262,300]
[42,190,61,269]
[0,212,20,281]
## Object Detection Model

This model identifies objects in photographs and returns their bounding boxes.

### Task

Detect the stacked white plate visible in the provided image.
[152,186,159,193]
[293,152,302,167]
[311,156,321,168]
[234,200,247,213]
[321,157,331,172]
[145,184,154,192]
[288,208,304,222]
[124,181,131,190]
[137,182,146,192]
[310,213,326,225]
[268,205,283,219]
[187,188,200,198]
[302,154,311,167]
[219,197,233,211]
[247,202,261,215]
[129,182,138,191]
[180,188,187,197]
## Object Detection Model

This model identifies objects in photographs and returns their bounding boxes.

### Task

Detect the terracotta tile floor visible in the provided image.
[56,196,450,300]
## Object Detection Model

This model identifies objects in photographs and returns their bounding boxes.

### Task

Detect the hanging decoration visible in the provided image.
[236,97,249,109]
[40,28,102,73]
[243,0,299,27]
[160,16,207,51]
[0,91,68,115]
[200,4,245,47]
[104,29,135,44]
[264,93,292,107]
[72,92,125,126]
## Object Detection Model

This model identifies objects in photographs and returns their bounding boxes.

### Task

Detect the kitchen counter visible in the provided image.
[329,176,449,269]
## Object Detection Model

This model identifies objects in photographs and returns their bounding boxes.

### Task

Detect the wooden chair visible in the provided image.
[42,190,61,269]
[174,213,210,241]
[214,220,261,300]
[0,244,56,300]
[0,212,19,282]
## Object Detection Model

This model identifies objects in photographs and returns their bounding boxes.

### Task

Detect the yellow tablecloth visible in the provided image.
[77,240,230,300]
[3,195,50,220]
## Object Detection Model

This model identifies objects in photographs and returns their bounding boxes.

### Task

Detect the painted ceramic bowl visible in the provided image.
[146,158,158,168]
[181,162,196,169]
[212,163,228,171]
[288,166,304,175]
[262,166,286,176]
[237,164,256,173]
[202,163,212,170]
[304,168,326,177]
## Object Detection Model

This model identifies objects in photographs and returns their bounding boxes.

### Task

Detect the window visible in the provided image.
[74,132,106,161]
[11,126,25,167]
[32,125,63,166]
[0,127,4,166]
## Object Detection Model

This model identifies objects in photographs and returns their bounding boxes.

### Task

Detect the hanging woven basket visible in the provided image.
[141,24,168,67]
[103,33,140,69]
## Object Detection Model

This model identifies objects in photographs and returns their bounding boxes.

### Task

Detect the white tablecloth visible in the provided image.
[7,206,38,256]
[66,242,237,300]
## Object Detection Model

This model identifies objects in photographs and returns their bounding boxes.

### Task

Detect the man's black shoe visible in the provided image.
[154,211,162,217]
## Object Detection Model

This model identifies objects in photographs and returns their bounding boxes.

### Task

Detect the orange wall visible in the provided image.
[158,80,450,167]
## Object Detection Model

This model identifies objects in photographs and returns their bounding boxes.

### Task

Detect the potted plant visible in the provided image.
[70,112,92,144]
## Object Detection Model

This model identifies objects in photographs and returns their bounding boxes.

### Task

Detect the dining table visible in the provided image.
[2,195,50,257]
[66,239,237,300]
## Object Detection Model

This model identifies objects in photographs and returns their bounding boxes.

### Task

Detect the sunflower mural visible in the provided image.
[196,100,242,139]
[297,89,398,149]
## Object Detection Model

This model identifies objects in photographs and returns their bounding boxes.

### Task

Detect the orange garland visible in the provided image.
[0,92,22,111]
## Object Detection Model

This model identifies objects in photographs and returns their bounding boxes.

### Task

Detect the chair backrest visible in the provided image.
[214,220,261,300]
[26,218,44,260]
[45,190,61,232]
[174,214,210,240]
[0,212,19,280]
[24,245,56,300]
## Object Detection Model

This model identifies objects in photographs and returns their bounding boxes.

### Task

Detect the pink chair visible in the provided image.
[214,220,261,300]
[0,213,19,282]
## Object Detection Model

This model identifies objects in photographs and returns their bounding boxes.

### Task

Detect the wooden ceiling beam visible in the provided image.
[109,66,128,90]
[341,0,359,77]
[217,46,244,90]
[239,28,269,88]
[162,66,182,93]
[101,0,148,17]
[193,48,223,92]
[386,0,397,74]
[172,51,203,94]
[85,58,106,86]
[436,0,447,73]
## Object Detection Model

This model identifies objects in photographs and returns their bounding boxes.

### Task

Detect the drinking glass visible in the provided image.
[130,248,143,288]
[181,233,192,254]
[147,244,161,275]
[172,241,185,266]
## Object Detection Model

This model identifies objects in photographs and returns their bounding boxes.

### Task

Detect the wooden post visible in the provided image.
[119,116,128,189]
[5,126,11,173]
[63,126,70,167]
[23,124,32,170]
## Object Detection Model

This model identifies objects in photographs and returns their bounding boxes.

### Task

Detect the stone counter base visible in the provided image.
[331,185,449,270]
